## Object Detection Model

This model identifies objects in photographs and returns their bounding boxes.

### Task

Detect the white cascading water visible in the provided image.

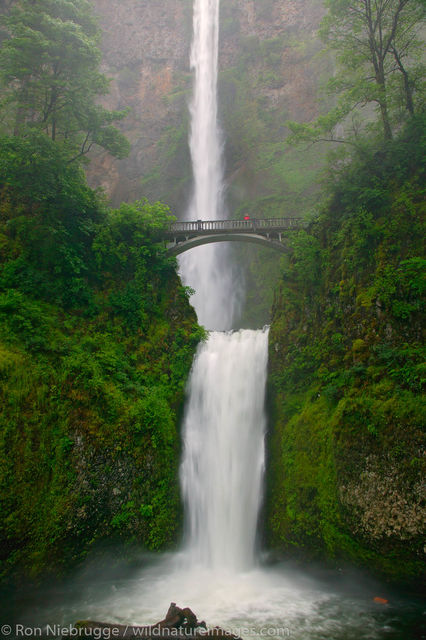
[178,0,266,572]
[180,329,269,570]
[178,0,238,331]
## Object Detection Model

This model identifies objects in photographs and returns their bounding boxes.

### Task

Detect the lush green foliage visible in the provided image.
[287,0,425,144]
[266,115,425,581]
[0,0,129,161]
[0,0,204,581]
[0,133,102,307]
[0,131,204,578]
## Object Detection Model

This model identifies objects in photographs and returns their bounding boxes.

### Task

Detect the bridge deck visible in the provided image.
[166,217,303,237]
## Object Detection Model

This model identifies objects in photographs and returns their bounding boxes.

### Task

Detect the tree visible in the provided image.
[0,131,106,306]
[0,0,130,162]
[287,0,425,145]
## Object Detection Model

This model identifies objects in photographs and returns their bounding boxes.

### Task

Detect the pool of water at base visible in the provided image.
[1,553,425,640]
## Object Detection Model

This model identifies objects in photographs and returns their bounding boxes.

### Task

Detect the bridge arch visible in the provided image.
[166,232,289,256]
[165,217,303,257]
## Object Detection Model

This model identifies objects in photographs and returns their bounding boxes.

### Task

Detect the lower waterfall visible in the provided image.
[11,330,420,639]
[180,329,269,570]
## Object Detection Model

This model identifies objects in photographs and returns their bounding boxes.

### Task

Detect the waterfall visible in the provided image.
[178,0,238,331]
[178,0,268,572]
[180,329,269,570]
[13,3,411,637]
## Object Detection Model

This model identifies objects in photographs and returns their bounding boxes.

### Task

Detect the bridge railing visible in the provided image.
[167,217,302,234]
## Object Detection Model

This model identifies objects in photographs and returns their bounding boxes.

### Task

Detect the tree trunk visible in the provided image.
[391,47,414,115]
[379,99,393,140]
[375,63,393,141]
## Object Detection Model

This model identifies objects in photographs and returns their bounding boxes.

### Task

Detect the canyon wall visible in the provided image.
[89,0,328,326]
[89,0,326,213]
[88,0,192,206]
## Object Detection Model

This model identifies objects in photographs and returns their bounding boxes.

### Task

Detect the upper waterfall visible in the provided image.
[178,0,239,330]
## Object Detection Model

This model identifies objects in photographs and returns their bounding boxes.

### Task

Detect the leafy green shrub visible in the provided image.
[0,290,49,350]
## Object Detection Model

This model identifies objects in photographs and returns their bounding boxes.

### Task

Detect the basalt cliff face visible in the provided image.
[88,0,192,206]
[89,0,326,212]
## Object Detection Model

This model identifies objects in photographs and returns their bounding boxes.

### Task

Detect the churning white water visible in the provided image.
[180,329,269,570]
[178,0,238,330]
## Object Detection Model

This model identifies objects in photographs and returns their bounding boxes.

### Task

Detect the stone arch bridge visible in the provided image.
[165,217,304,256]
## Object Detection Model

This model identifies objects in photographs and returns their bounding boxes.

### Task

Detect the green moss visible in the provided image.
[0,139,205,580]
[0,280,202,579]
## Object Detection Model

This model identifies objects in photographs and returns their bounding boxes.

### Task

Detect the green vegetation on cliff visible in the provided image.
[0,133,203,579]
[0,0,129,160]
[288,0,425,145]
[266,114,425,582]
[0,0,203,580]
